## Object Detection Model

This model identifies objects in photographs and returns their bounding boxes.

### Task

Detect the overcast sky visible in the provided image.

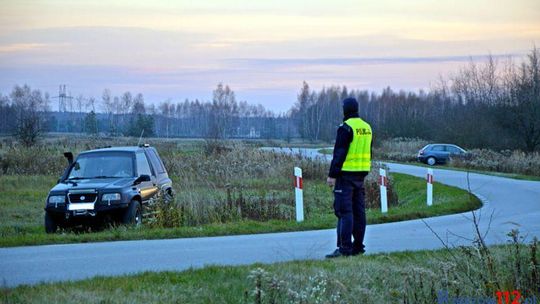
[1,0,539,112]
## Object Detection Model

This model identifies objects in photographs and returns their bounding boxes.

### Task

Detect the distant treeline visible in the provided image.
[1,47,538,151]
[291,47,540,151]
[0,83,296,142]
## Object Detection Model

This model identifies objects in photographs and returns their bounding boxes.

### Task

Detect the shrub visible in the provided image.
[364,163,399,209]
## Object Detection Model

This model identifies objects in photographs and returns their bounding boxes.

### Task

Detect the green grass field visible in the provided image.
[0,173,480,247]
[4,242,538,303]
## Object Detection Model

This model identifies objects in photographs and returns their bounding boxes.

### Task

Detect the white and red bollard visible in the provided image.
[379,168,388,213]
[427,168,434,206]
[294,167,304,222]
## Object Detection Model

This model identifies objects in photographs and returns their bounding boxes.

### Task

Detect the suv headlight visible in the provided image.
[102,193,121,201]
[48,195,65,204]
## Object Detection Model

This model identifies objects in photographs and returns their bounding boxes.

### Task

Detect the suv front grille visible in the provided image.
[68,191,97,203]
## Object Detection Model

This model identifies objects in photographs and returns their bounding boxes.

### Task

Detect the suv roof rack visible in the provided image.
[139,143,150,147]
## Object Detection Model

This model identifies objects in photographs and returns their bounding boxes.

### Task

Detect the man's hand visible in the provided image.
[326,177,336,188]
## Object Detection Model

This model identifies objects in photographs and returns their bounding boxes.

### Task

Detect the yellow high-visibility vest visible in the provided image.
[342,118,372,172]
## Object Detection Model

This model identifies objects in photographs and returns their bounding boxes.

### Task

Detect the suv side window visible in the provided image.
[431,145,445,152]
[136,152,152,176]
[147,149,165,174]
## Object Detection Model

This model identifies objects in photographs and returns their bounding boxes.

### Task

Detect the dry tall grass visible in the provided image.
[374,137,428,163]
[450,149,540,176]
[153,142,398,227]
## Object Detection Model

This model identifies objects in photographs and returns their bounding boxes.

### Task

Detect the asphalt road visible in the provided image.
[1,148,539,287]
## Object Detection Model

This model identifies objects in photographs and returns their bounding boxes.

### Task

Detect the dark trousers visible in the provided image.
[333,174,367,254]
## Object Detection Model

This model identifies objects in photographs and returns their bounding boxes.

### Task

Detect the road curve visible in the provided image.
[1,148,539,287]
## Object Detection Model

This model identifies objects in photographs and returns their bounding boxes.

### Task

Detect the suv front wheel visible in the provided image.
[45,212,58,233]
[426,156,437,166]
[122,200,142,226]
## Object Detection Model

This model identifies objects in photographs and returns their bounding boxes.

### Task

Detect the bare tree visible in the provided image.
[132,93,146,114]
[209,83,236,139]
[503,47,540,151]
[86,97,96,113]
[159,100,172,138]
[10,85,49,146]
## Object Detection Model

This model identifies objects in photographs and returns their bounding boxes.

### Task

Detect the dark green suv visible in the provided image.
[44,145,173,233]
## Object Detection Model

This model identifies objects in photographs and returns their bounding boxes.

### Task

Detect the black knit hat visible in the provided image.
[342,97,358,116]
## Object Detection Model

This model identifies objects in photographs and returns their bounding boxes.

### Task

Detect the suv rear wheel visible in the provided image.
[163,188,175,204]
[45,212,58,233]
[427,156,436,166]
[122,200,142,226]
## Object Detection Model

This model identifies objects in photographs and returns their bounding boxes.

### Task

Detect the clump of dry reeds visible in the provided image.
[450,149,540,176]
[374,137,428,163]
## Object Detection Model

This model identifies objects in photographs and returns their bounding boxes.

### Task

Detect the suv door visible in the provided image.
[135,152,157,201]
[145,148,170,188]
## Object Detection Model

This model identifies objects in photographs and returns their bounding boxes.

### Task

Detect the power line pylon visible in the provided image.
[53,84,73,112]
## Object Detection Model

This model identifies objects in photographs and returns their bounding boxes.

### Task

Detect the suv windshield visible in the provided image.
[68,152,134,179]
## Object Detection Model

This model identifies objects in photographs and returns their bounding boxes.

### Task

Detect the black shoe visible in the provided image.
[325,249,350,259]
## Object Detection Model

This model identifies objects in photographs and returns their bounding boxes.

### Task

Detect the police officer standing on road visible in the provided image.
[326,97,372,258]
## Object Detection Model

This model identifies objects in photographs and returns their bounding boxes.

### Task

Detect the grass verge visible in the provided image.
[0,173,480,247]
[4,242,539,303]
